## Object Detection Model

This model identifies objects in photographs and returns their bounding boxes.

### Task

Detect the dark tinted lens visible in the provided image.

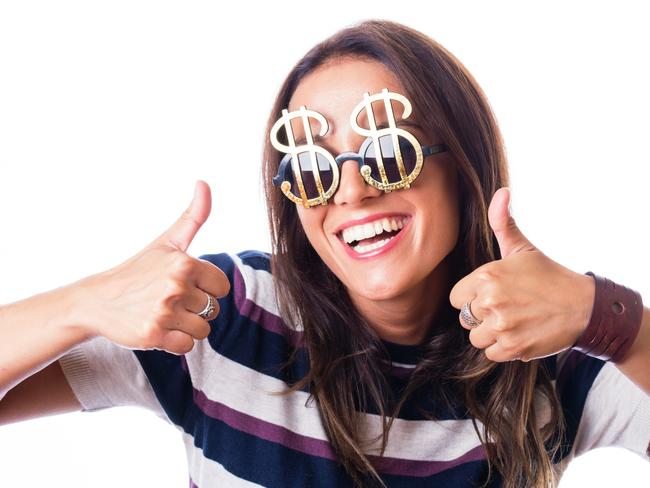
[363,135,418,183]
[284,153,333,200]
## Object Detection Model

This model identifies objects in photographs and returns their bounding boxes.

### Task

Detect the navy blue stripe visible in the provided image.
[199,250,271,272]
[203,254,309,383]
[127,352,499,488]
[185,400,354,488]
[197,251,466,421]
[381,339,423,365]
[541,354,556,380]
[239,249,272,271]
[184,399,496,488]
[380,459,501,488]
[132,349,194,428]
[552,351,605,462]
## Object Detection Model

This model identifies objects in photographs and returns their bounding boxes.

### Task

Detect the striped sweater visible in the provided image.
[58,250,650,487]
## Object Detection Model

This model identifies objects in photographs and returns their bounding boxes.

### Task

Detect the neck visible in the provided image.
[350,254,454,346]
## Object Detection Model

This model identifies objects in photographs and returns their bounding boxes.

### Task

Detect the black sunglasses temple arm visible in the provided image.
[422,143,448,157]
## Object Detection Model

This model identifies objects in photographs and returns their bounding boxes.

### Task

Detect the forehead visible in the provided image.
[287,57,411,134]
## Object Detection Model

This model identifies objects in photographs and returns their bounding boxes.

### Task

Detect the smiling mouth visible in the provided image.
[338,216,409,254]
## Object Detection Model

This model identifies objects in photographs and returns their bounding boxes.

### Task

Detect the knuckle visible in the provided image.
[171,255,196,280]
[180,341,195,355]
[197,322,212,340]
[478,292,504,312]
[139,320,163,348]
[168,335,195,355]
[161,279,187,308]
[476,265,497,283]
[468,330,481,348]
[491,316,510,332]
[484,348,497,361]
[498,335,517,353]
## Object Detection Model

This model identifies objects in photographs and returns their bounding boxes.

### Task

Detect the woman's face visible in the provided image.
[288,57,460,307]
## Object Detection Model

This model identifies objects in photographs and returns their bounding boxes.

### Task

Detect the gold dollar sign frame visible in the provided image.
[350,88,424,192]
[270,106,340,208]
[271,88,434,208]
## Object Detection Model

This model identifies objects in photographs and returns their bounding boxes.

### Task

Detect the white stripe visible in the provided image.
[232,253,280,317]
[572,361,650,457]
[186,340,485,462]
[232,253,304,331]
[389,360,417,369]
[183,432,264,487]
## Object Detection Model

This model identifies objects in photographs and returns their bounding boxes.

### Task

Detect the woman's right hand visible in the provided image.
[75,180,230,355]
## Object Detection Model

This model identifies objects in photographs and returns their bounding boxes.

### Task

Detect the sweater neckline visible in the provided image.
[381,338,424,366]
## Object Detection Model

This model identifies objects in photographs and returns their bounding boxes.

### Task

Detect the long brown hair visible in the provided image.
[262,19,565,488]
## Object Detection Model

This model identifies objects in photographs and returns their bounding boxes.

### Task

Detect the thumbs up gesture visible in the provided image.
[449,188,595,362]
[75,180,230,355]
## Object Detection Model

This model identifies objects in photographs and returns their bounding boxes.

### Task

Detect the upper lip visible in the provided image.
[332,212,411,236]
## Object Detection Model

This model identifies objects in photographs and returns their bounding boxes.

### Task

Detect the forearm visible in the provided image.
[0,280,93,398]
[615,306,650,396]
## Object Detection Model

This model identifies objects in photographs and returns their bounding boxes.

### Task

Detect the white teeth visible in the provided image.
[340,216,409,244]
[354,226,365,242]
[351,237,392,254]
[362,223,375,239]
[382,218,392,233]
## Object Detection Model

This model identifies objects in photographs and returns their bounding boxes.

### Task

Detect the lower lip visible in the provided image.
[338,220,410,260]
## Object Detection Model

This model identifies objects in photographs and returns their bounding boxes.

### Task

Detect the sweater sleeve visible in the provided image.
[58,337,171,422]
[554,349,650,463]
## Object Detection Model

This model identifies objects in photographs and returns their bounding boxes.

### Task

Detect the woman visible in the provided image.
[1,19,648,488]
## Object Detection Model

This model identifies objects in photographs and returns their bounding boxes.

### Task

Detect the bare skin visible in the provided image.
[290,57,460,345]
[0,180,228,408]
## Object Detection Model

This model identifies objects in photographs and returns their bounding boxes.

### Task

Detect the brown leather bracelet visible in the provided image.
[571,272,643,363]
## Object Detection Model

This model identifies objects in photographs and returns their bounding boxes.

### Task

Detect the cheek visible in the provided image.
[419,175,461,256]
[296,207,329,253]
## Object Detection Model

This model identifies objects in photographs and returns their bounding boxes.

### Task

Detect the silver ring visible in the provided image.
[197,292,217,319]
[460,301,482,328]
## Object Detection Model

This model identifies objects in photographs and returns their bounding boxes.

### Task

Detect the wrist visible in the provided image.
[58,274,105,342]
[573,272,596,341]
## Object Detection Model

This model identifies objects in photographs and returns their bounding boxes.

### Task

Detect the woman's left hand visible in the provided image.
[449,187,596,362]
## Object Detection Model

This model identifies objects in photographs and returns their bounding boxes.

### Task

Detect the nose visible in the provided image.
[332,157,382,206]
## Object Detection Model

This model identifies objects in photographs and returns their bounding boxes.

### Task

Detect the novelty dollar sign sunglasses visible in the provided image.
[270,88,448,208]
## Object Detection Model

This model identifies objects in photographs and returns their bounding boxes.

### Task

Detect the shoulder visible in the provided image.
[198,249,272,274]
[197,249,278,319]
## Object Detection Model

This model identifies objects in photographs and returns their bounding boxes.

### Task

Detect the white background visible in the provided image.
[1,1,649,486]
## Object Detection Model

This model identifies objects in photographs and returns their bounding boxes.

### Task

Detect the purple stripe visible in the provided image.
[387,364,415,380]
[370,444,487,477]
[232,263,304,347]
[189,478,198,488]
[192,386,487,477]
[193,387,337,460]
[378,360,415,380]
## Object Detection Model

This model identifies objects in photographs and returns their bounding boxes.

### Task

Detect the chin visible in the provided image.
[347,274,409,301]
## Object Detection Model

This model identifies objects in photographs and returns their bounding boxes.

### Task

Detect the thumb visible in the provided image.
[488,187,535,258]
[154,180,212,252]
